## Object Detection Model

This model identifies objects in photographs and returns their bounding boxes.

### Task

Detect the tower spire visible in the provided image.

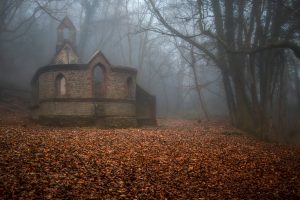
[56,16,76,53]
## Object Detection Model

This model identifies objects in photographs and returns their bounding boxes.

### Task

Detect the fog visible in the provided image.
[0,0,299,139]
[0,0,226,118]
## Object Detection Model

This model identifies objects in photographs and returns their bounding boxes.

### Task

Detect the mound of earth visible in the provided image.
[0,87,31,126]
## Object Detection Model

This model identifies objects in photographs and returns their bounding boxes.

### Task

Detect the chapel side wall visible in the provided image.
[38,101,96,126]
[136,85,157,126]
[39,101,95,116]
[38,69,92,99]
[39,101,137,118]
[38,73,55,100]
[95,101,137,128]
[63,70,92,98]
[106,71,136,99]
[102,70,137,127]
[90,63,138,127]
[96,102,136,117]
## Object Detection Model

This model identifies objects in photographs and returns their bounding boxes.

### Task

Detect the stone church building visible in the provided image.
[31,16,156,127]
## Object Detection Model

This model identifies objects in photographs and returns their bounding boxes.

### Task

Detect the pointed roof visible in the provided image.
[51,41,80,64]
[56,41,78,56]
[88,50,111,66]
[57,16,76,30]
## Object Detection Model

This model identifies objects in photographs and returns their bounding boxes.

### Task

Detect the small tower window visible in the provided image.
[63,28,71,41]
[56,74,66,96]
[126,77,134,98]
[93,65,105,97]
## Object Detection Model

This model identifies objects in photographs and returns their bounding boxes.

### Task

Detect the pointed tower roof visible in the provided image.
[52,41,80,64]
[56,16,77,55]
[57,16,76,30]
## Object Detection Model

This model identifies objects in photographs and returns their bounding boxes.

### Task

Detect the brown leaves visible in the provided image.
[0,120,300,199]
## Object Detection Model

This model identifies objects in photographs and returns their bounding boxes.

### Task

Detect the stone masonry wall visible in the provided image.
[136,85,157,126]
[35,56,140,127]
[38,69,91,100]
[95,102,136,117]
[38,101,137,127]
[105,71,136,99]
[54,44,79,64]
[39,101,95,116]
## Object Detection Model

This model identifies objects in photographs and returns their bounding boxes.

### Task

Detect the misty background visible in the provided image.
[0,0,227,119]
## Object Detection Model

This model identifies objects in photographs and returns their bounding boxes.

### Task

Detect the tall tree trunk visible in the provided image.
[78,0,99,57]
[190,46,209,120]
[294,65,300,114]
[277,53,287,134]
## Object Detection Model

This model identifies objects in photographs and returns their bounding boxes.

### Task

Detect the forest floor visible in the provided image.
[0,108,300,200]
[0,89,300,200]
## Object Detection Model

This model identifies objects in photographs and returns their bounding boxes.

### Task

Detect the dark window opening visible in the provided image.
[127,77,134,98]
[93,65,105,98]
[63,28,71,41]
[56,74,66,96]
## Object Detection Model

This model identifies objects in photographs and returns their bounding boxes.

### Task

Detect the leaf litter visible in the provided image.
[0,120,299,199]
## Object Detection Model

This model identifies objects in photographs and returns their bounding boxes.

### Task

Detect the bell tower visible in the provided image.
[53,16,79,64]
[56,16,76,53]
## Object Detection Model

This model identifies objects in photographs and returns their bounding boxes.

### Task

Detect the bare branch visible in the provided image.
[33,0,65,25]
[146,0,221,66]
[203,29,300,59]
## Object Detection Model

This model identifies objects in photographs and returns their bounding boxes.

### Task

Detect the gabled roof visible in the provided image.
[88,50,111,66]
[88,50,137,74]
[57,16,76,30]
[56,41,78,56]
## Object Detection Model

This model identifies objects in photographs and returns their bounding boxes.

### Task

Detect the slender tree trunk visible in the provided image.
[190,46,209,120]
[138,14,154,70]
[125,0,133,66]
[294,65,300,114]
[277,54,287,134]
[78,0,98,57]
[220,68,237,125]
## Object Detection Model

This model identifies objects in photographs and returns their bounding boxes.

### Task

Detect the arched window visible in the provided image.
[126,77,134,98]
[56,74,66,96]
[93,65,105,97]
[63,28,71,41]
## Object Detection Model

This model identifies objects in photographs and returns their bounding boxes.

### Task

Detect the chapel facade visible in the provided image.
[31,16,156,127]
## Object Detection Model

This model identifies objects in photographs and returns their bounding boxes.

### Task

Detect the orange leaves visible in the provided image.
[0,120,300,199]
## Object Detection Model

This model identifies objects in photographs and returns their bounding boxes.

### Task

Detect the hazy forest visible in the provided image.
[0,0,300,199]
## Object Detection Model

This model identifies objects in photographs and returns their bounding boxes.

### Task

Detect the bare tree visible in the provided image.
[145,0,300,137]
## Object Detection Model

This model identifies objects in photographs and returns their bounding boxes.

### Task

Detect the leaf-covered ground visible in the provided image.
[0,119,300,199]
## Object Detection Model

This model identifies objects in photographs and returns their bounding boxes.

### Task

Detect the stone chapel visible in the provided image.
[31,16,156,127]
